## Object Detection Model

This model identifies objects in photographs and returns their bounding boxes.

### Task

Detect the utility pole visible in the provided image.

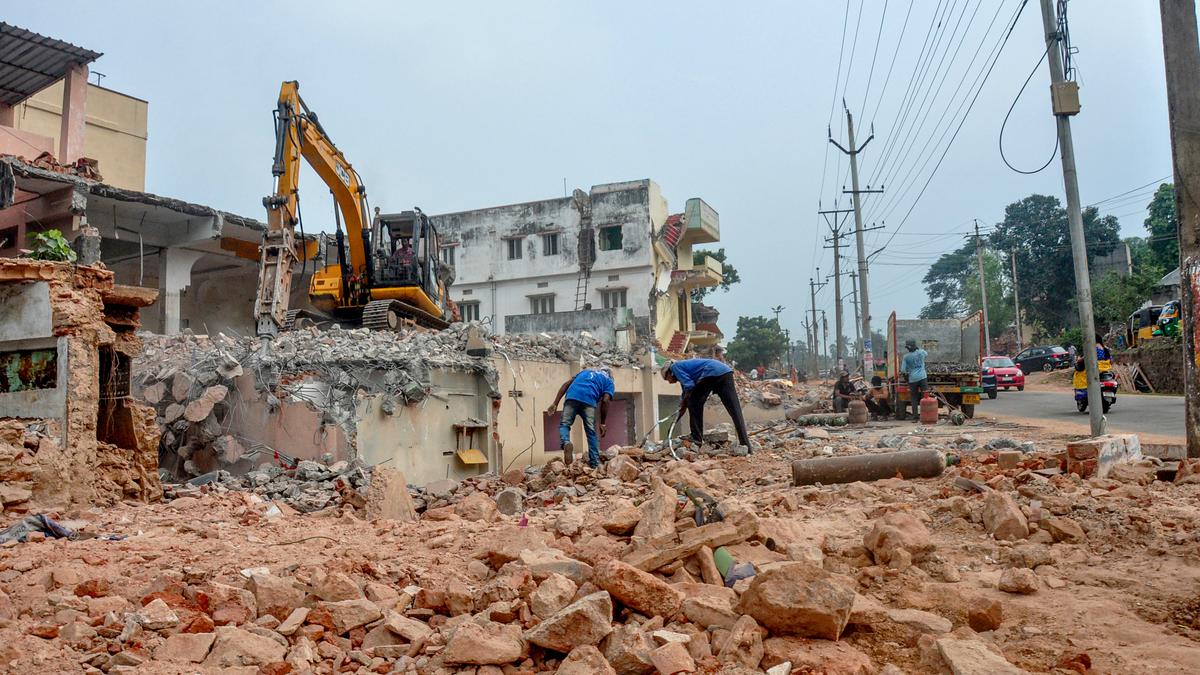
[974,220,992,352]
[771,304,786,371]
[1011,252,1023,351]
[1159,0,1200,457]
[819,206,854,364]
[849,271,862,361]
[1039,0,1103,436]
[821,311,829,374]
[830,104,883,376]
[808,273,827,377]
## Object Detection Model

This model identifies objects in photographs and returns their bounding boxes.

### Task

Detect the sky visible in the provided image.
[6,1,1175,346]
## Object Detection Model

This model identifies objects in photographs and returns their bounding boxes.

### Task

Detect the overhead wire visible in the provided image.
[859,0,890,114]
[871,0,1031,254]
[867,0,1011,223]
[998,43,1056,174]
[869,0,977,191]
[866,0,917,126]
[867,0,995,220]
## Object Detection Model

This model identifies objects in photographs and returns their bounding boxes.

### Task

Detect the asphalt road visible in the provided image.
[977,389,1185,439]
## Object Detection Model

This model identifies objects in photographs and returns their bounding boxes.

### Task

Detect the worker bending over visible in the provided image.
[662,358,751,450]
[546,367,614,469]
[901,338,928,421]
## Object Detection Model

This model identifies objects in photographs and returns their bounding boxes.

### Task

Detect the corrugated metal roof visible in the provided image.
[0,22,101,106]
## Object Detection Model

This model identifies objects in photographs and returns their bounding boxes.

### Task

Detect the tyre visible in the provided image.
[987,390,998,399]
[1017,385,1025,391]
[1076,399,1088,413]
[961,404,975,418]
[1042,362,1054,372]
[1102,400,1112,413]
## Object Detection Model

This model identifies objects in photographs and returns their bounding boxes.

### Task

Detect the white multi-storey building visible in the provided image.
[430,179,722,350]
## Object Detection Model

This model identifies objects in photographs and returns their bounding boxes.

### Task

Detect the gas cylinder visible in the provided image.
[919,392,939,425]
[847,399,869,425]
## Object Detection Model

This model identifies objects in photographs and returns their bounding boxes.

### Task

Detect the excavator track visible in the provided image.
[361,299,449,332]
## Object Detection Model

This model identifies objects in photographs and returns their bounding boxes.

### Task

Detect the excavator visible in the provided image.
[254,81,453,337]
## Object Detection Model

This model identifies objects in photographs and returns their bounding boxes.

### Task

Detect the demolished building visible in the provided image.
[0,258,160,508]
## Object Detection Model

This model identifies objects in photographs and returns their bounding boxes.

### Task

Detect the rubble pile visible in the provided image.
[1,419,1197,673]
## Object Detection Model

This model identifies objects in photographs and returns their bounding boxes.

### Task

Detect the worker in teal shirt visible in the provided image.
[900,339,928,421]
[546,367,615,468]
[662,358,751,449]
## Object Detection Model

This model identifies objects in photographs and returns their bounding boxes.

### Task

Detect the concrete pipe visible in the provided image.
[792,449,948,486]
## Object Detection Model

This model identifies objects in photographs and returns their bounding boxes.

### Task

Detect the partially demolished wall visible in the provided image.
[0,259,160,508]
[135,324,653,485]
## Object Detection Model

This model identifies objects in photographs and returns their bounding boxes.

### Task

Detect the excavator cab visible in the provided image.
[373,209,443,309]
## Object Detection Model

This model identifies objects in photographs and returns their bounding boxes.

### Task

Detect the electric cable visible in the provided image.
[860,0,890,114]
[998,44,1056,174]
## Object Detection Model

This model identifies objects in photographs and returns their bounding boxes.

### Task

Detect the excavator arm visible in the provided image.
[255,80,372,337]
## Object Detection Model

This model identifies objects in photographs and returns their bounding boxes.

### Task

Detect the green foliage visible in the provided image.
[691,248,741,301]
[1091,267,1163,327]
[962,250,1013,339]
[988,194,1120,334]
[1054,327,1084,353]
[726,315,789,370]
[24,229,77,262]
[1144,183,1178,272]
[919,242,974,319]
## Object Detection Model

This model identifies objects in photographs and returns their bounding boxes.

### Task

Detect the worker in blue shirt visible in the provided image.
[546,367,615,468]
[900,339,928,421]
[662,358,751,449]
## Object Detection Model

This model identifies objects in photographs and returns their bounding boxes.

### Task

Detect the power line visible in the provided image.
[998,43,1056,174]
[841,0,868,103]
[866,0,917,126]
[1086,175,1172,207]
[869,0,981,191]
[867,0,1013,224]
[873,0,1031,253]
[859,0,890,114]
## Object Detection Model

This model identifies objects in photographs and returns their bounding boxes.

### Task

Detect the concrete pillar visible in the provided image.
[58,63,88,163]
[639,350,660,442]
[158,248,203,334]
[0,103,15,127]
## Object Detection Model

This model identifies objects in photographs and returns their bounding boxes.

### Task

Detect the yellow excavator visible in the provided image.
[254,81,453,337]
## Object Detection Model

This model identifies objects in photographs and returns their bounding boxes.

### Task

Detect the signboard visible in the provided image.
[862,338,874,372]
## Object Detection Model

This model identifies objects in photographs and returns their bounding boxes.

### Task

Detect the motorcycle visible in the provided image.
[1073,363,1117,413]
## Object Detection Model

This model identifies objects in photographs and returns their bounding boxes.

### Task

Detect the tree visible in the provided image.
[962,250,1013,340]
[920,242,974,319]
[725,316,789,370]
[1091,266,1162,328]
[691,248,741,301]
[1144,183,1178,272]
[988,195,1120,334]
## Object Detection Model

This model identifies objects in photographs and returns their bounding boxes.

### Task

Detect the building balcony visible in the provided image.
[669,254,723,291]
[687,328,721,347]
[680,197,719,245]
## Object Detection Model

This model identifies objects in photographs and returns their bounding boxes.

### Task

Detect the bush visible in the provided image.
[23,229,77,263]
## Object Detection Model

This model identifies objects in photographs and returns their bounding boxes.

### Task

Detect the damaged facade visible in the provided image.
[432,179,724,350]
[0,258,160,507]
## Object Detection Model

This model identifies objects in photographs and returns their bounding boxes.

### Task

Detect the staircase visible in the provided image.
[666,330,688,355]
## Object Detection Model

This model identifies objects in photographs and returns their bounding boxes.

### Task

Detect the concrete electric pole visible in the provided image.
[849,271,862,362]
[1039,0,1103,436]
[808,274,827,377]
[819,206,854,365]
[1159,0,1200,457]
[830,105,883,376]
[770,304,787,370]
[974,220,992,352]
[1011,251,1023,351]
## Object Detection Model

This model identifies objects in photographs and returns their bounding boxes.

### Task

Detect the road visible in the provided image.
[977,389,1185,440]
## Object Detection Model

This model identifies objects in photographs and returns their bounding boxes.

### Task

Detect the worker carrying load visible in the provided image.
[662,358,752,452]
[546,367,615,469]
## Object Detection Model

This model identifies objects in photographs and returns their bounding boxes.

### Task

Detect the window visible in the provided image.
[506,238,523,260]
[601,288,627,309]
[537,281,548,288]
[598,225,623,251]
[607,274,620,281]
[460,301,480,322]
[440,245,456,266]
[530,295,555,315]
[542,233,559,256]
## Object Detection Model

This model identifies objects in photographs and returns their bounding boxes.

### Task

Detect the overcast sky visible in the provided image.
[8,1,1175,346]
